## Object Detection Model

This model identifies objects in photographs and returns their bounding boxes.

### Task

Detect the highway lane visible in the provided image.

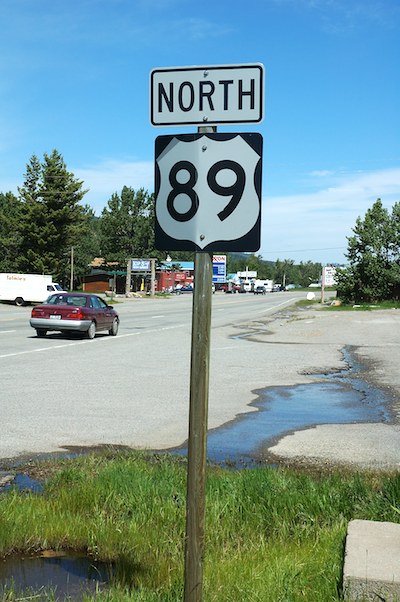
[0,291,302,355]
[0,291,305,460]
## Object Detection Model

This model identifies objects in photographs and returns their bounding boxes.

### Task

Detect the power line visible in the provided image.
[261,246,346,254]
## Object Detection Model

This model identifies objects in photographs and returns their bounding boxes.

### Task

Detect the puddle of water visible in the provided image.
[171,348,392,467]
[0,552,115,600]
[0,473,43,494]
[205,380,388,466]
[14,473,44,492]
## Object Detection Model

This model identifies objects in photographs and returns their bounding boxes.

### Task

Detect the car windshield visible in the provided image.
[46,295,87,307]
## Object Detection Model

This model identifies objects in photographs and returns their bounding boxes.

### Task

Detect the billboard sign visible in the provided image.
[212,255,226,283]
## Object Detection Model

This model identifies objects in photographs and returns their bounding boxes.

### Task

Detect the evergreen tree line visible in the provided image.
[0,150,160,288]
[336,198,400,303]
[0,150,323,289]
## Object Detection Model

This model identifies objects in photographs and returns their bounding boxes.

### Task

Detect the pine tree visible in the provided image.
[17,150,88,283]
[0,191,22,271]
[100,186,159,266]
[336,198,400,303]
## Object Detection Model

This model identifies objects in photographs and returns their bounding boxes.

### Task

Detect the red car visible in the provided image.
[219,283,241,293]
[30,293,119,339]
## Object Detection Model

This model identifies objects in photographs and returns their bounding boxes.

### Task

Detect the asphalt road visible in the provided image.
[0,290,305,460]
[3,291,400,470]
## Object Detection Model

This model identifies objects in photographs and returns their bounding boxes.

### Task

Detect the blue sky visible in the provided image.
[0,0,399,264]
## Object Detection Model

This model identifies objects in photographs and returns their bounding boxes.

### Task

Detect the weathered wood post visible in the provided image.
[184,251,213,601]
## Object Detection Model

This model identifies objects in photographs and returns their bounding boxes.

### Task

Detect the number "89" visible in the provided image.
[167,160,245,223]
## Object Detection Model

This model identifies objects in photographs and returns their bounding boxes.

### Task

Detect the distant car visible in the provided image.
[175,285,193,294]
[254,285,266,295]
[30,293,119,339]
[285,284,301,290]
[220,283,241,293]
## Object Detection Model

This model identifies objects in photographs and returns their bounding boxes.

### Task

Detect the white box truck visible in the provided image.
[253,279,274,292]
[0,273,64,306]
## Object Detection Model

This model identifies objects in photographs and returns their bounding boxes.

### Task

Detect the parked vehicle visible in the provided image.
[175,285,193,294]
[0,273,64,306]
[253,279,273,292]
[220,283,241,293]
[30,293,119,339]
[254,285,266,295]
[285,284,301,290]
[240,281,252,292]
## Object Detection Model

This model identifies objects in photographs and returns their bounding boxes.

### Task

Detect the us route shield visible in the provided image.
[154,132,263,252]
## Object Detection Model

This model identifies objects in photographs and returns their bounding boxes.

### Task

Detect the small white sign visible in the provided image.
[131,259,150,271]
[323,266,337,286]
[150,64,264,126]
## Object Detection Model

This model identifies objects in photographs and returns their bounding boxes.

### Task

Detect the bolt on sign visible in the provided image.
[150,64,264,127]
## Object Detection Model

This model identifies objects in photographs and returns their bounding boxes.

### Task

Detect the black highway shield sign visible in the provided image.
[154,132,263,252]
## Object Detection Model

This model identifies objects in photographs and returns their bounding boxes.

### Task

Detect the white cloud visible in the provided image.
[260,167,400,263]
[308,170,334,178]
[169,18,234,40]
[74,159,154,213]
[75,161,400,263]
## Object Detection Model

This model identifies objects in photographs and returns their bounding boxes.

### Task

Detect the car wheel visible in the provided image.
[86,321,96,339]
[108,318,119,336]
[15,297,25,307]
[36,329,47,337]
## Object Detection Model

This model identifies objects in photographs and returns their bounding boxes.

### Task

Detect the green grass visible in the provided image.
[295,298,400,311]
[295,299,319,306]
[325,300,400,311]
[0,451,400,600]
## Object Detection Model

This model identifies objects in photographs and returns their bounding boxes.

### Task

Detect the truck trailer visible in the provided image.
[0,273,64,306]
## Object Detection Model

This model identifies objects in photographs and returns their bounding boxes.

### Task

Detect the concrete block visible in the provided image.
[343,519,400,601]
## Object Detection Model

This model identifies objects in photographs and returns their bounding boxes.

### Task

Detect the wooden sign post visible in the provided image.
[184,250,213,601]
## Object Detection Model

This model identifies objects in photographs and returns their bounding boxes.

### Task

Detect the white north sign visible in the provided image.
[150,64,264,126]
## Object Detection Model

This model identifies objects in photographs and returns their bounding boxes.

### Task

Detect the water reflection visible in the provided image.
[171,347,391,467]
[0,553,114,600]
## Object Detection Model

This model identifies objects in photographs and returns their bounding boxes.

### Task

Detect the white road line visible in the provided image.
[0,330,16,334]
[0,324,187,359]
[257,297,298,314]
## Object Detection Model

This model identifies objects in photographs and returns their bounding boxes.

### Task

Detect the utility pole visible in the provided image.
[150,258,156,296]
[126,259,131,295]
[70,246,74,291]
